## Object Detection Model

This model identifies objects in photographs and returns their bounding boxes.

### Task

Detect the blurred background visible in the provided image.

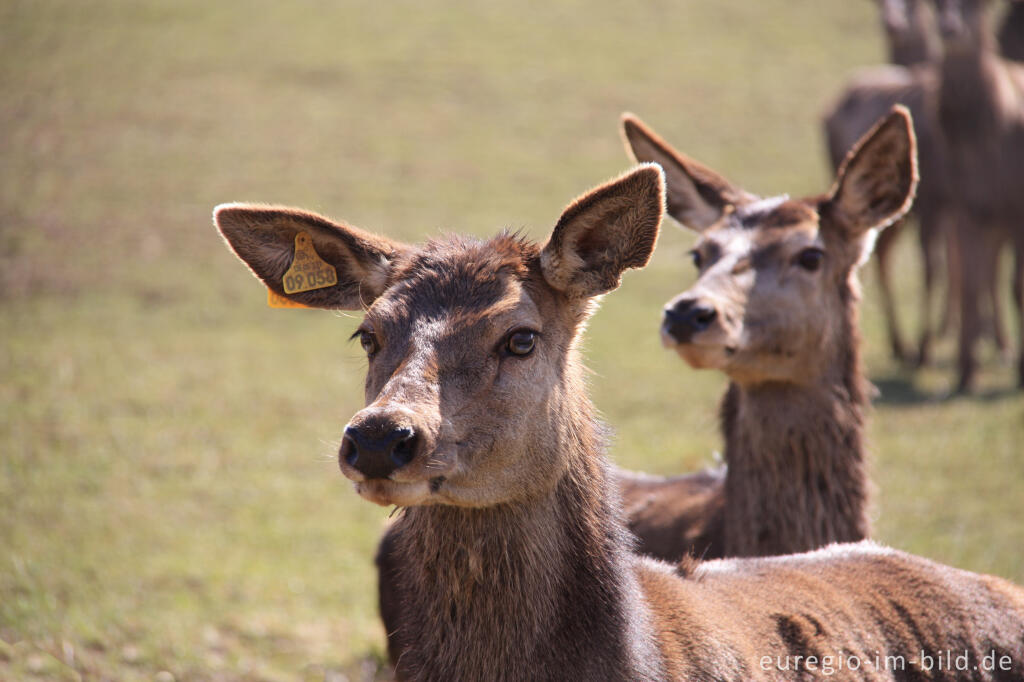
[2,0,1022,679]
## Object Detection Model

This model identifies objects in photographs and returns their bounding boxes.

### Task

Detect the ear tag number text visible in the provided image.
[281,231,338,294]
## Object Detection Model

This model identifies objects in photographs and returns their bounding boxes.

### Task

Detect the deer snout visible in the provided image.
[339,417,419,480]
[662,298,718,344]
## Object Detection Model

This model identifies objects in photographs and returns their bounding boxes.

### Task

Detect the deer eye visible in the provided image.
[352,328,380,356]
[795,248,825,272]
[505,329,537,357]
[689,249,703,270]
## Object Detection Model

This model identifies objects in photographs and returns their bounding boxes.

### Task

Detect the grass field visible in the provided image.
[2,1,1022,679]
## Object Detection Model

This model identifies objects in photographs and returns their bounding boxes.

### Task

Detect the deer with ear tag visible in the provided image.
[216,160,1024,681]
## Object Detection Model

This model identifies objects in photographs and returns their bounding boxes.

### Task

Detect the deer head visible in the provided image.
[215,165,664,508]
[933,0,991,51]
[878,0,941,66]
[622,107,917,387]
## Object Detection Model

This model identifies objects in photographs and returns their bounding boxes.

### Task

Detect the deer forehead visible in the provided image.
[700,210,823,265]
[367,262,546,364]
[706,195,818,239]
[376,233,536,310]
[734,196,819,233]
[412,288,543,347]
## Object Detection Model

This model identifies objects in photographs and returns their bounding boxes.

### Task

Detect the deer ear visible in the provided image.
[620,113,750,231]
[823,105,918,239]
[540,164,665,299]
[214,203,406,309]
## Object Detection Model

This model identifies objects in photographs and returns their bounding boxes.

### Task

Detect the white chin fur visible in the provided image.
[354,479,432,507]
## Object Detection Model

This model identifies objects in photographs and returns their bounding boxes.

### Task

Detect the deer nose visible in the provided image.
[339,422,418,480]
[663,299,717,343]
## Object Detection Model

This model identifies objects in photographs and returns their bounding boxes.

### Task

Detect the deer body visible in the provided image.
[615,465,725,562]
[383,446,1024,681]
[649,544,1024,681]
[215,133,1024,679]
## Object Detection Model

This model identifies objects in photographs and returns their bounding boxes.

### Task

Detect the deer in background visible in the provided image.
[214,153,1024,680]
[823,0,967,365]
[934,0,1024,391]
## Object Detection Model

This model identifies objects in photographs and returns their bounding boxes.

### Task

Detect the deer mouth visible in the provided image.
[660,325,680,349]
[670,338,737,370]
[661,314,740,370]
[353,479,434,507]
[344,447,458,507]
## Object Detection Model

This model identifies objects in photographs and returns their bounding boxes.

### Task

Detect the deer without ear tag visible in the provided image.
[281,232,338,294]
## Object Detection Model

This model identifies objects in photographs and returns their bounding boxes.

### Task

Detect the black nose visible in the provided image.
[340,422,418,479]
[663,299,717,343]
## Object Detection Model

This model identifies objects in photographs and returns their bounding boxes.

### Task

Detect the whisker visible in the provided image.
[314,437,343,463]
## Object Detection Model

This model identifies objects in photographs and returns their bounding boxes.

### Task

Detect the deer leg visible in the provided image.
[874,222,908,362]
[985,233,1011,362]
[955,221,985,393]
[916,210,943,367]
[940,225,960,338]
[1014,237,1024,388]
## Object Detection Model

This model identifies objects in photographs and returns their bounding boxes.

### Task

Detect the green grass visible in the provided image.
[2,0,1022,679]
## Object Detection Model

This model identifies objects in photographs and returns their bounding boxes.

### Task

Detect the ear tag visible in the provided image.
[267,289,311,309]
[282,232,338,294]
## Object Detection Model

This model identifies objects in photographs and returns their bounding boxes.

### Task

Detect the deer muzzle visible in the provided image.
[338,407,426,481]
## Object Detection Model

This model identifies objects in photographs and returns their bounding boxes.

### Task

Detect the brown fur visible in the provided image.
[215,164,1024,681]
[619,109,917,560]
[933,0,1024,390]
[615,467,725,563]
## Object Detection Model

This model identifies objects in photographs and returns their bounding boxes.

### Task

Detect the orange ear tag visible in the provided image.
[267,231,338,308]
[283,232,338,293]
[267,289,311,308]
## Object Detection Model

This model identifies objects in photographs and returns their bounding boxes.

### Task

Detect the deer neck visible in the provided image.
[939,32,1010,132]
[720,312,870,558]
[389,384,663,681]
[938,37,1024,208]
